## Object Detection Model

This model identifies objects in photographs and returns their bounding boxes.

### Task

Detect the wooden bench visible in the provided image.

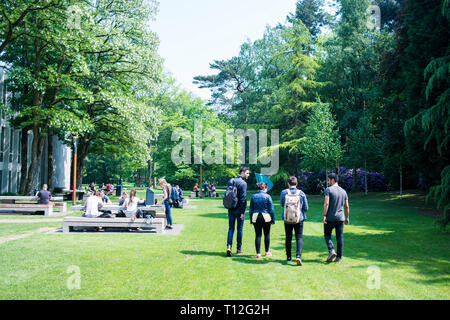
[62,217,166,233]
[0,203,55,216]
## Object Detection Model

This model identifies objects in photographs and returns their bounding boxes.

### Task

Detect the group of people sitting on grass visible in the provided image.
[225,167,350,265]
[192,182,217,198]
[88,182,114,195]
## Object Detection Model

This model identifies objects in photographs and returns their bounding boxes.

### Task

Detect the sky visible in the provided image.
[150,0,300,101]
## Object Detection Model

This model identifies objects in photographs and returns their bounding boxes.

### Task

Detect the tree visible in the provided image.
[2,0,163,192]
[348,114,382,194]
[302,101,343,187]
[287,0,334,39]
[0,0,63,54]
[403,0,450,226]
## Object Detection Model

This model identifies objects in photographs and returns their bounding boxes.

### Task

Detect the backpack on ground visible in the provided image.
[223,178,238,209]
[283,189,302,224]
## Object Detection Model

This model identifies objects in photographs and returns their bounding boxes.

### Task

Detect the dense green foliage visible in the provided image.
[194,0,449,223]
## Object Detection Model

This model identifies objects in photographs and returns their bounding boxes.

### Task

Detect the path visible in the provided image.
[0,227,56,245]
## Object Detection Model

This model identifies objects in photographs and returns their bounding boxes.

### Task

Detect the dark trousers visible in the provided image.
[227,211,244,250]
[284,222,303,259]
[324,221,344,258]
[253,214,272,254]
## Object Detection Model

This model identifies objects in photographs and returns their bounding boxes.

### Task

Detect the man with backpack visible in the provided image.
[323,173,350,263]
[223,167,250,257]
[280,176,308,266]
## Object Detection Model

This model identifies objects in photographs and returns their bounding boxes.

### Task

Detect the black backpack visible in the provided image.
[223,178,238,209]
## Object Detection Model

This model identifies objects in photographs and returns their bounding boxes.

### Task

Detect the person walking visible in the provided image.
[323,173,350,263]
[280,176,308,266]
[249,182,275,259]
[226,166,250,257]
[159,178,174,230]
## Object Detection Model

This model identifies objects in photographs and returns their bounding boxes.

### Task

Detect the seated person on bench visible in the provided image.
[83,191,103,217]
[118,191,128,206]
[88,182,96,194]
[35,184,55,207]
[209,184,217,197]
[193,184,199,197]
[99,190,112,204]
[121,189,145,220]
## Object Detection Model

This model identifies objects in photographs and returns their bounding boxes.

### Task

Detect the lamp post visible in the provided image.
[72,136,78,205]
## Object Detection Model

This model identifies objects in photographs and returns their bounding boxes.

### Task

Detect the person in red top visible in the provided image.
[193,184,199,197]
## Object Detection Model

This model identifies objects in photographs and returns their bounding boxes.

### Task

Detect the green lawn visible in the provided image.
[0,191,448,299]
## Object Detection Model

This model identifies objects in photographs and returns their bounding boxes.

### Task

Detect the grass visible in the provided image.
[0,190,448,299]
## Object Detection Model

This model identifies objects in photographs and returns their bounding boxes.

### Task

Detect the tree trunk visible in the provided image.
[148,159,152,188]
[76,140,89,189]
[399,164,403,199]
[153,162,156,188]
[47,134,53,191]
[147,140,152,188]
[24,124,45,195]
[19,127,29,194]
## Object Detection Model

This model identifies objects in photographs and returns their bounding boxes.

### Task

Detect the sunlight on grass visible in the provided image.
[0,191,448,299]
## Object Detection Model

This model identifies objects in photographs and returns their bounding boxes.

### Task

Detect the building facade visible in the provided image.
[0,66,71,194]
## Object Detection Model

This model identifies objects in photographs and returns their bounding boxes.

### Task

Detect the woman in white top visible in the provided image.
[84,191,103,217]
[122,189,144,220]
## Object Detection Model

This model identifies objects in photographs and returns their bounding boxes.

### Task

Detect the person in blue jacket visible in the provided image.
[249,182,275,259]
[280,176,309,266]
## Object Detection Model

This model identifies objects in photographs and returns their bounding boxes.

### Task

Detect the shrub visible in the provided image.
[296,167,386,194]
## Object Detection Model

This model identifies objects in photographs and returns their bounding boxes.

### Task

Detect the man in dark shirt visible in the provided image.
[226,166,250,257]
[323,173,350,263]
[35,184,55,207]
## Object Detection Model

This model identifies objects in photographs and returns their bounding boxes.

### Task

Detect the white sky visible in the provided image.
[150,0,299,101]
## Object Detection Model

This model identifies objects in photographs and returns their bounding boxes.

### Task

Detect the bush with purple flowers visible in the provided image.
[297,167,386,194]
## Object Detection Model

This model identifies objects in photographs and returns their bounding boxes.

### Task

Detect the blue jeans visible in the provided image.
[227,211,244,250]
[164,200,173,225]
[324,221,344,258]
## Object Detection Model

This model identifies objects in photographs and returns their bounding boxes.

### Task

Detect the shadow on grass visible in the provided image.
[181,249,338,267]
[195,212,450,285]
